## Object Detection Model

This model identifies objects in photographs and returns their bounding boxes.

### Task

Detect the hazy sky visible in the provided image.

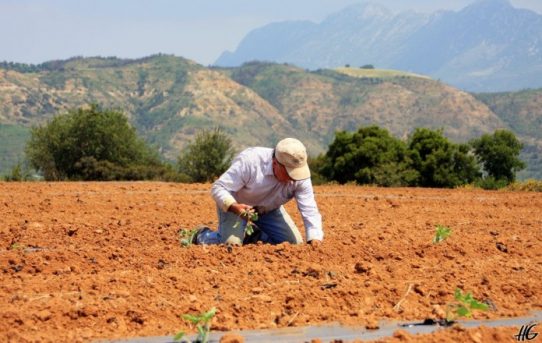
[1,0,541,66]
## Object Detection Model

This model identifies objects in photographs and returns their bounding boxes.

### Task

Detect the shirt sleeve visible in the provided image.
[211,153,251,212]
[294,179,324,241]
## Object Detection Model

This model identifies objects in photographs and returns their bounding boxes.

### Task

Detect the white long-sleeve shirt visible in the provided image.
[211,147,324,242]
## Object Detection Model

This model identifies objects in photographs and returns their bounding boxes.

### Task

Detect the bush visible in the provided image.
[474,176,509,190]
[408,128,480,188]
[319,126,418,186]
[177,128,235,183]
[308,154,329,185]
[25,104,165,181]
[2,162,34,181]
[505,179,542,192]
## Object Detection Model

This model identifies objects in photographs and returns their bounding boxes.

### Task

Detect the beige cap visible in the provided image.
[275,138,310,181]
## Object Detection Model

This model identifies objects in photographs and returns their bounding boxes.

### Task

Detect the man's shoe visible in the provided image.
[243,227,263,245]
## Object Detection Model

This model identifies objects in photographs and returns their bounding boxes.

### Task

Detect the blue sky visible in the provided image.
[1,0,541,65]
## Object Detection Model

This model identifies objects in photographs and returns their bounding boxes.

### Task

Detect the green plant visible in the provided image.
[321,126,419,186]
[470,129,525,184]
[433,225,452,243]
[25,104,164,181]
[505,179,542,192]
[177,127,235,183]
[178,228,199,247]
[3,162,33,181]
[10,242,26,250]
[408,128,480,188]
[233,208,259,236]
[446,288,489,322]
[174,307,217,342]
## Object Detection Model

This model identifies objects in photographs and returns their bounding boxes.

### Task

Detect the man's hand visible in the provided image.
[228,203,253,216]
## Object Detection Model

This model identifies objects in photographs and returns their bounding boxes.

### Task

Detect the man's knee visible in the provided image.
[288,234,304,245]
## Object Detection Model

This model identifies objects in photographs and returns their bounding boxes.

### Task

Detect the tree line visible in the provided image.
[6,105,525,189]
[311,125,524,189]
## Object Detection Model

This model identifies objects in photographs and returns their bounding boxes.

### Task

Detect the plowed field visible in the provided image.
[1,182,541,342]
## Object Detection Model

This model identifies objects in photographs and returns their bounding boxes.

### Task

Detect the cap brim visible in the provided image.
[285,164,311,181]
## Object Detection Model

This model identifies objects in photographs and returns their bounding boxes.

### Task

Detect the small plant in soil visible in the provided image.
[174,307,217,343]
[446,288,489,322]
[10,242,26,250]
[233,208,259,236]
[433,225,452,244]
[178,228,199,247]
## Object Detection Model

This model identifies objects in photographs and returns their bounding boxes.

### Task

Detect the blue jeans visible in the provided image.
[198,206,303,245]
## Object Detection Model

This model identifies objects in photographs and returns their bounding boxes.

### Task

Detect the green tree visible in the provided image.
[470,129,525,184]
[25,104,164,180]
[177,128,235,182]
[320,126,418,186]
[408,128,480,188]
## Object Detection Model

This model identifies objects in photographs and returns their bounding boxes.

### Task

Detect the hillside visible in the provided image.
[334,67,430,80]
[0,55,303,162]
[475,89,542,179]
[220,62,504,148]
[0,56,540,179]
[215,0,542,92]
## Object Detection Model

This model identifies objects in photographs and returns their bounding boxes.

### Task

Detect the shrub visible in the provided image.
[177,128,235,183]
[320,126,418,186]
[505,179,542,192]
[408,128,480,188]
[25,104,164,181]
[474,176,509,190]
[2,162,33,181]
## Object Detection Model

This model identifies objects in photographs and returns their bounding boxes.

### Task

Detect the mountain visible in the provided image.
[0,56,540,179]
[215,0,542,92]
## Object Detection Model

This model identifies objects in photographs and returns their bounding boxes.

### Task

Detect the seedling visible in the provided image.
[10,242,26,250]
[178,228,199,247]
[433,225,452,244]
[174,307,217,343]
[446,288,489,322]
[233,208,259,236]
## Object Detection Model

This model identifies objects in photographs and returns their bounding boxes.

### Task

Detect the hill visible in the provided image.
[215,0,542,92]
[220,62,504,148]
[334,67,429,80]
[0,55,301,162]
[474,89,542,179]
[0,56,540,179]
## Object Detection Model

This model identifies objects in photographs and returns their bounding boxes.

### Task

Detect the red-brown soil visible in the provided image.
[0,182,540,342]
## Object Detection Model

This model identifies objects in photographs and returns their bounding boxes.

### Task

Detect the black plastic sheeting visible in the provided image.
[101,311,542,343]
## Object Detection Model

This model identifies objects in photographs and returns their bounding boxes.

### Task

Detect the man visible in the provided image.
[195,138,323,245]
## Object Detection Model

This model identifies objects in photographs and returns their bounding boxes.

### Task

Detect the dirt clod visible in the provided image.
[354,262,371,274]
[495,242,508,253]
[219,333,244,343]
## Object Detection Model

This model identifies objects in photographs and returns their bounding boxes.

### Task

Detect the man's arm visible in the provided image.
[211,153,252,213]
[294,179,323,242]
